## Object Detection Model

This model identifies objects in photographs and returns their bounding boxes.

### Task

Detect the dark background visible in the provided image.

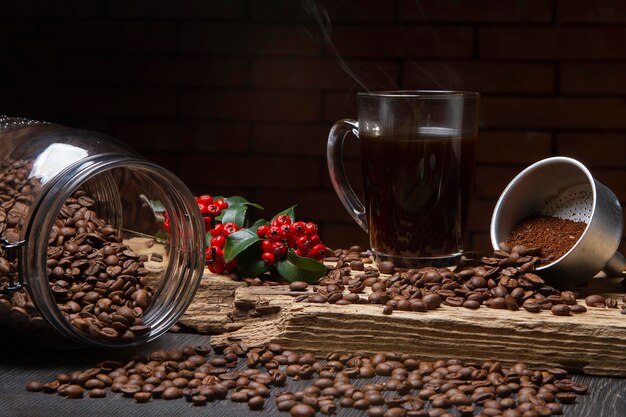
[1,0,625,253]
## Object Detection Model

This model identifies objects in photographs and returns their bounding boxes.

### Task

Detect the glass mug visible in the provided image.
[327,91,480,267]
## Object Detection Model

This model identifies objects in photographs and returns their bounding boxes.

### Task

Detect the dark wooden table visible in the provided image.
[1,332,624,417]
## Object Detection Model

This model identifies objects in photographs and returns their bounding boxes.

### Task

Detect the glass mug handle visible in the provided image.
[327,119,367,232]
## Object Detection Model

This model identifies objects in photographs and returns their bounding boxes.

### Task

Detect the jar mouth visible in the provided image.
[26,154,205,348]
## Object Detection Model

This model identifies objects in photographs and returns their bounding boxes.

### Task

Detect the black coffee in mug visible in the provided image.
[361,130,476,260]
[328,91,480,267]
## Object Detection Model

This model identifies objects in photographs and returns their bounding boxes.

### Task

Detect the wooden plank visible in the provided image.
[182,265,626,377]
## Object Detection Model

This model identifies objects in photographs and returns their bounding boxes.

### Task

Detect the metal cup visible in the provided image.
[490,157,625,287]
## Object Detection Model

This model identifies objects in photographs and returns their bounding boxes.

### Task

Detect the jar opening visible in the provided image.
[27,156,204,347]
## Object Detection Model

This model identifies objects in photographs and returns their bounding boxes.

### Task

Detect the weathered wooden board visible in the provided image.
[180,265,626,377]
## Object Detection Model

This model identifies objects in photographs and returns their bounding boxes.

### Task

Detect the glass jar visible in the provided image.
[0,116,205,347]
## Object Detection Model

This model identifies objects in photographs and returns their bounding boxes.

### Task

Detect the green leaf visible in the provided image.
[220,205,248,228]
[212,195,224,202]
[225,196,264,210]
[206,231,212,247]
[224,229,261,263]
[276,249,326,283]
[236,244,269,278]
[271,206,297,223]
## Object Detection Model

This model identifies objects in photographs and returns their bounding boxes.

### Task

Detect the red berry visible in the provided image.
[261,252,276,267]
[210,223,225,236]
[274,215,292,226]
[198,195,213,205]
[215,199,229,210]
[197,203,207,213]
[223,222,238,235]
[297,236,311,252]
[225,260,237,272]
[268,226,281,241]
[261,239,272,253]
[309,243,326,260]
[207,204,221,217]
[272,242,287,259]
[295,249,305,257]
[310,235,320,245]
[292,221,305,234]
[210,235,226,248]
[256,225,269,238]
[304,222,318,236]
[279,224,292,238]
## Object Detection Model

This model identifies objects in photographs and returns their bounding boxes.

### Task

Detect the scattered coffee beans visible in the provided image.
[504,216,586,263]
[26,341,589,416]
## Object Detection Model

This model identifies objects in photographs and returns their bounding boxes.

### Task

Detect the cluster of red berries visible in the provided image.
[256,214,326,267]
[207,221,239,274]
[163,194,228,234]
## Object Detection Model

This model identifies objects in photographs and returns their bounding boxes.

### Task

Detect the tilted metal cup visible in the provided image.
[490,157,625,287]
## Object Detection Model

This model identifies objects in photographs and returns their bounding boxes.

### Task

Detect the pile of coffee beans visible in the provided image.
[26,341,589,417]
[48,190,154,342]
[298,245,625,318]
[0,159,155,343]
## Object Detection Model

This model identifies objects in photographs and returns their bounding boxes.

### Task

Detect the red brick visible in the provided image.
[328,25,473,58]
[109,57,247,87]
[402,61,555,94]
[557,133,626,168]
[41,21,177,53]
[111,121,250,153]
[322,222,368,250]
[474,166,522,199]
[180,23,321,56]
[480,27,626,60]
[180,91,322,122]
[250,0,394,22]
[482,97,626,129]
[251,123,360,158]
[558,0,626,23]
[0,0,71,17]
[258,190,354,223]
[477,131,552,164]
[561,63,626,94]
[110,0,246,18]
[399,0,551,22]
[252,58,399,90]
[54,88,177,117]
[323,92,358,122]
[179,156,321,189]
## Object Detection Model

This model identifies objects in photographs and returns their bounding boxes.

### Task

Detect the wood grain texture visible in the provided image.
[0,333,624,417]
[184,262,626,377]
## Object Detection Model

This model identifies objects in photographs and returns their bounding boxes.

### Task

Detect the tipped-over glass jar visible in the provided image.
[0,116,205,347]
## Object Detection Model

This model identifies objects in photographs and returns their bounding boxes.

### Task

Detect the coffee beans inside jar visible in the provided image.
[48,190,154,342]
[26,341,589,416]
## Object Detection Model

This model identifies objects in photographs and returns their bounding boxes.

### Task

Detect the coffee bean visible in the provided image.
[290,403,316,417]
[378,261,395,274]
[65,385,84,399]
[289,281,309,292]
[422,293,441,310]
[570,304,587,314]
[584,294,605,307]
[551,304,571,316]
[26,381,44,392]
[382,305,393,315]
[162,387,183,400]
[248,395,265,410]
[134,392,151,403]
[523,300,541,313]
[350,260,364,271]
[463,300,480,310]
[88,388,106,398]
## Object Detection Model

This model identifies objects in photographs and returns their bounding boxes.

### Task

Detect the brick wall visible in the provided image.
[1,0,625,253]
